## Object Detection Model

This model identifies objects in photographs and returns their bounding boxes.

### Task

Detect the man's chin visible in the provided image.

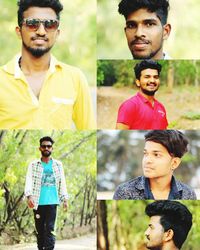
[23,42,52,58]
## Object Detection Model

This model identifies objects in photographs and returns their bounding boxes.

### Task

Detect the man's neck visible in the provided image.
[149,175,172,199]
[161,243,179,250]
[41,157,51,163]
[20,49,50,75]
[139,91,155,103]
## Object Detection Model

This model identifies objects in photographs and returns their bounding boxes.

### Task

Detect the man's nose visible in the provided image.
[36,23,47,36]
[135,24,145,37]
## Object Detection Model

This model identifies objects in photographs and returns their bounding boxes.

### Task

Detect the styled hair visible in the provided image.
[39,136,54,145]
[144,130,188,158]
[118,0,170,25]
[134,60,162,80]
[17,0,63,26]
[145,201,192,249]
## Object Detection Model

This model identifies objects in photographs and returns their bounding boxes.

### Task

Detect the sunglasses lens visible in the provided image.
[26,19,40,30]
[44,20,59,31]
[41,145,52,149]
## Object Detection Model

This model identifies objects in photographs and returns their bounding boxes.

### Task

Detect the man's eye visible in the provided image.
[126,23,136,29]
[154,153,161,157]
[145,22,155,27]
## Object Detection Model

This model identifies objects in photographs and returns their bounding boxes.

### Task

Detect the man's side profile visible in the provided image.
[113,130,197,200]
[0,0,95,129]
[118,0,171,59]
[116,60,168,130]
[145,201,193,250]
[25,136,68,250]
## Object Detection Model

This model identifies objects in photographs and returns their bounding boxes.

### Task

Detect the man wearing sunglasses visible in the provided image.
[0,0,95,129]
[25,136,68,250]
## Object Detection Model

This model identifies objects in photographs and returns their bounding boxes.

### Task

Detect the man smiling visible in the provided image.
[113,130,197,200]
[0,0,95,129]
[118,0,171,59]
[116,60,168,130]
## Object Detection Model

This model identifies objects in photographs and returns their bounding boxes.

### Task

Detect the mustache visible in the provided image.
[31,36,48,41]
[130,38,150,46]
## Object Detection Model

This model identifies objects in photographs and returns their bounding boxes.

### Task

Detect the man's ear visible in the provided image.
[163,23,171,40]
[171,157,181,171]
[164,229,174,242]
[16,26,22,40]
[135,79,140,87]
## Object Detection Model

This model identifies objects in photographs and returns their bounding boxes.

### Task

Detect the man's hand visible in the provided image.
[63,199,68,211]
[27,196,34,209]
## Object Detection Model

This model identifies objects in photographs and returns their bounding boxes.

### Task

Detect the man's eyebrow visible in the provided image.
[144,149,163,153]
[126,18,158,24]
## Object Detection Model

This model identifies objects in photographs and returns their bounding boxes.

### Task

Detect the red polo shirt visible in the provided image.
[117,92,168,129]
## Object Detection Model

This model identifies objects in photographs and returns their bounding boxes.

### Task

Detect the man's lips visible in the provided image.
[130,39,150,50]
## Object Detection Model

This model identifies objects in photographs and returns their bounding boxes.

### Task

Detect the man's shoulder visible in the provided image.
[56,60,84,76]
[176,179,197,199]
[113,176,145,200]
[52,159,63,166]
[120,93,139,109]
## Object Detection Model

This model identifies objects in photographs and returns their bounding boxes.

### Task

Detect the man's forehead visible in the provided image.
[126,8,161,23]
[141,68,159,76]
[23,6,57,19]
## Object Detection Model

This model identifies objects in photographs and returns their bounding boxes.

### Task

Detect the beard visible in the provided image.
[23,41,52,58]
[141,87,158,96]
[131,40,163,59]
[41,150,51,157]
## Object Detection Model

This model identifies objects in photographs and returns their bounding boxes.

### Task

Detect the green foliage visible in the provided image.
[183,112,200,120]
[97,61,116,86]
[0,130,96,244]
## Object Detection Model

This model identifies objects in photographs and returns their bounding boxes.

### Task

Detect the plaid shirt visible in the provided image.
[25,159,68,210]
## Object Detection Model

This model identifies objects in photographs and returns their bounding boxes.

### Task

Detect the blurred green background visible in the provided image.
[0,0,96,85]
[97,0,200,59]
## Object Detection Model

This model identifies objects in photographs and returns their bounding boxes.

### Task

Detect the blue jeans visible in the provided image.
[34,205,57,250]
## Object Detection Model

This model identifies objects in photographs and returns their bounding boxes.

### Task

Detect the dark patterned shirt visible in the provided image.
[113,176,197,200]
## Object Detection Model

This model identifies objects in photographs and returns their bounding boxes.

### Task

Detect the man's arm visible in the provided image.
[116,122,130,130]
[24,163,34,208]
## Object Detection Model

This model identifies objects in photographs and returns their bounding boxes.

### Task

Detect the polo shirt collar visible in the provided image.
[3,54,62,79]
[137,92,155,103]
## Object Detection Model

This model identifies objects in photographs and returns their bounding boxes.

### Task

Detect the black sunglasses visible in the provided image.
[22,18,59,32]
[40,145,52,149]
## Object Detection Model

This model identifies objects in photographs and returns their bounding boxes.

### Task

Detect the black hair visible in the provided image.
[40,136,54,145]
[134,60,162,80]
[17,0,63,26]
[118,0,170,25]
[145,201,192,249]
[144,130,188,158]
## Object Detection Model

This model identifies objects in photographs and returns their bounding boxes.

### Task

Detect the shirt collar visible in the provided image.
[143,176,182,199]
[137,92,155,104]
[3,54,62,79]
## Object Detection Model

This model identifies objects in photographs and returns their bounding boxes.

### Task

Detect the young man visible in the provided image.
[24,136,68,250]
[0,0,95,129]
[116,60,168,130]
[145,201,192,250]
[118,0,171,59]
[113,130,197,200]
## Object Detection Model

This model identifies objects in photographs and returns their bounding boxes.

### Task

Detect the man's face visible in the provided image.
[144,215,165,250]
[136,68,160,96]
[39,141,53,157]
[17,7,60,57]
[142,141,175,179]
[124,8,171,59]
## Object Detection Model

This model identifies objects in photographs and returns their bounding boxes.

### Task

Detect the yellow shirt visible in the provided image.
[0,55,96,129]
